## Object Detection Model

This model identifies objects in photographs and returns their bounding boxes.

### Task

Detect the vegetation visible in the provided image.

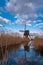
[32,37,43,51]
[0,33,30,47]
[0,32,30,60]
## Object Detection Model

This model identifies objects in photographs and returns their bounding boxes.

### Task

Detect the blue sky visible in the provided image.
[0,0,43,33]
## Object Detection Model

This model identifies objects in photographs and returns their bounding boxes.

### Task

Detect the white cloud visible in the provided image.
[0,16,10,24]
[39,26,43,28]
[15,14,29,21]
[20,15,29,20]
[15,19,24,24]
[0,0,42,22]
[37,20,42,22]
[25,2,35,10]
[33,20,42,23]
[33,20,36,23]
[5,0,42,20]
[26,24,32,26]
[35,23,43,27]
[5,27,17,32]
[15,14,32,24]
[27,20,32,23]
[15,18,32,26]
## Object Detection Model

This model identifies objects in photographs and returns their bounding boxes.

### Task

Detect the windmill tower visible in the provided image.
[19,21,30,37]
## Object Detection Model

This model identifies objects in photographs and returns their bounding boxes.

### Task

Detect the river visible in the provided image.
[0,41,43,65]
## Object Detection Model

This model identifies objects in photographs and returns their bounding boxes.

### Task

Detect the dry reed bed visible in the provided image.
[0,33,30,60]
[32,37,43,51]
[0,33,30,47]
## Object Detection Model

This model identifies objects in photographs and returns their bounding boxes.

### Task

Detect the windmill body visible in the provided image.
[19,21,30,37]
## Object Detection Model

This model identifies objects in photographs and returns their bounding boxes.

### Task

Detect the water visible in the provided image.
[0,41,43,65]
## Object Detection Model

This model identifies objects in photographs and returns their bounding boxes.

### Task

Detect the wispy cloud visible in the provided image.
[15,18,32,26]
[0,0,43,21]
[26,24,32,26]
[33,20,36,23]
[33,20,42,23]
[5,27,17,33]
[0,16,10,24]
[35,23,43,27]
[27,20,32,23]
[0,0,43,32]
[39,25,43,28]
[6,0,43,20]
[15,19,23,24]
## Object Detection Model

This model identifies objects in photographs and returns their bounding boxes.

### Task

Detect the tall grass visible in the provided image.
[32,37,43,51]
[0,32,30,47]
[0,32,30,60]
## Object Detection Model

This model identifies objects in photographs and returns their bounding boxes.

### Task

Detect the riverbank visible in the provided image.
[32,37,43,55]
[0,33,43,60]
[32,37,43,50]
[0,33,30,60]
[0,33,30,47]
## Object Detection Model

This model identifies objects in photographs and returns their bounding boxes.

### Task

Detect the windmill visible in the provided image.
[19,20,30,38]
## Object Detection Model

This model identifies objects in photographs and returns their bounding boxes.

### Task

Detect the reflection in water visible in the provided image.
[35,46,43,57]
[24,43,29,52]
[40,49,43,57]
[0,41,43,65]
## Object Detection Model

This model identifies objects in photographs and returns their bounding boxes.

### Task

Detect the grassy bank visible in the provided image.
[32,37,43,51]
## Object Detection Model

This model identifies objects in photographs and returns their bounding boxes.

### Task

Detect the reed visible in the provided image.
[0,33,30,60]
[32,37,43,51]
[0,33,30,47]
